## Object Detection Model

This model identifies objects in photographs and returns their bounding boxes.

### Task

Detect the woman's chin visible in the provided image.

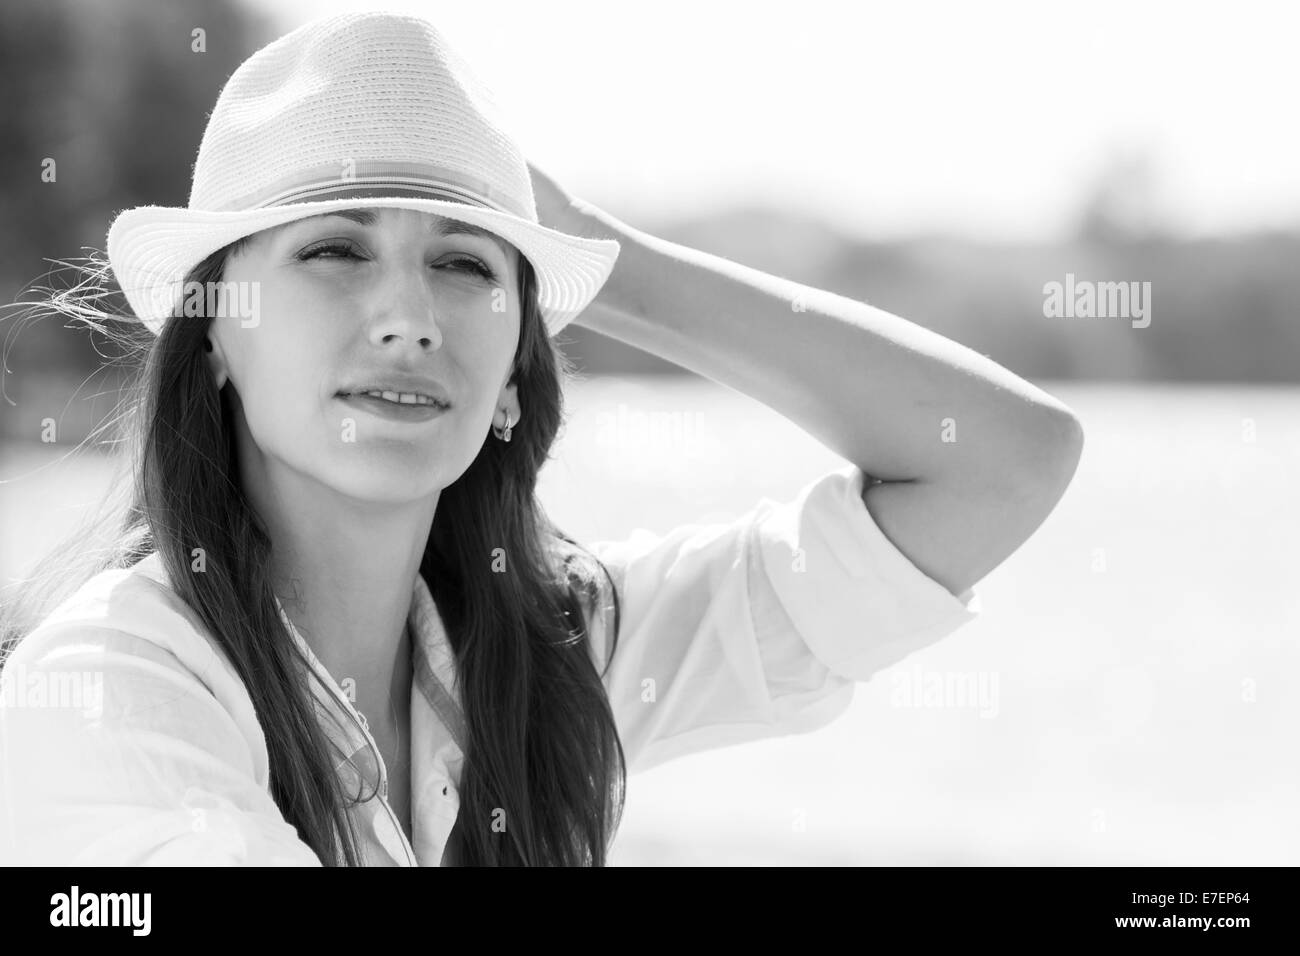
[320,463,448,507]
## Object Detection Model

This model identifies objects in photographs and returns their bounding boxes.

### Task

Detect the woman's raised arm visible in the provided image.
[529,163,1084,597]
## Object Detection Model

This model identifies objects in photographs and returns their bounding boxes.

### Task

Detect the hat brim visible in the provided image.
[106,196,620,337]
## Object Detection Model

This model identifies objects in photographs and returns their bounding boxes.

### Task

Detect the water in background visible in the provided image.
[2,378,1296,865]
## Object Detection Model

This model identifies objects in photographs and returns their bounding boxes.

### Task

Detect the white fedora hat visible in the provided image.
[106,11,620,337]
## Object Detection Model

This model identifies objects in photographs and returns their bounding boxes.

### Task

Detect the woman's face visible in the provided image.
[208,206,521,505]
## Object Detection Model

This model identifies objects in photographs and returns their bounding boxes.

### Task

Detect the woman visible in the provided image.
[0,12,1082,866]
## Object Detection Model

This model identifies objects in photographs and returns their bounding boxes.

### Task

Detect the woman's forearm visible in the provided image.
[569,202,1081,488]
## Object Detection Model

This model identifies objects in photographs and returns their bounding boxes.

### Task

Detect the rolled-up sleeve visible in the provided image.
[0,624,322,866]
[584,463,982,776]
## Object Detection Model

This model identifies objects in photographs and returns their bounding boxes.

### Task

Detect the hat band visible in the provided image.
[209,160,533,219]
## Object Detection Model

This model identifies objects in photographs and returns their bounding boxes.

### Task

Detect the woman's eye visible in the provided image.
[295,244,495,282]
[297,242,359,261]
[442,256,497,282]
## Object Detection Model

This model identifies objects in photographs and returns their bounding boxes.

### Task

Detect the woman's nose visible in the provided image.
[367,265,443,350]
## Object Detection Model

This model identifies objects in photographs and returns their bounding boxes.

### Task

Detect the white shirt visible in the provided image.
[0,464,979,865]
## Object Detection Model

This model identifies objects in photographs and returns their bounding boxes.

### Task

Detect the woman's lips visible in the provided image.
[336,392,449,423]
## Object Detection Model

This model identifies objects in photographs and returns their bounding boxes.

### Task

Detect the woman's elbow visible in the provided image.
[1014,406,1085,513]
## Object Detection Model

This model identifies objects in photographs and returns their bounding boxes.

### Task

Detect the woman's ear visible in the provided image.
[205,334,230,391]
[495,380,521,431]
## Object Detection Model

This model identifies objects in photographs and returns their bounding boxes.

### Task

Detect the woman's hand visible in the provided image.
[527,160,584,231]
[526,160,613,241]
[525,159,646,332]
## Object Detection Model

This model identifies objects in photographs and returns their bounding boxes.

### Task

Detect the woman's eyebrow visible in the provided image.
[429,218,512,260]
[295,209,377,227]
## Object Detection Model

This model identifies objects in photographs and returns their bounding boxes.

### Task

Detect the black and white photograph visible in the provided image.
[0,0,1292,899]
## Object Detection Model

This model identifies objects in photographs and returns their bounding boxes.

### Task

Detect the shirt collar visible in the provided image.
[408,574,468,753]
[271,571,468,772]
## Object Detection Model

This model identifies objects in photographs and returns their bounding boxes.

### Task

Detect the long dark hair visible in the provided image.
[1,235,626,865]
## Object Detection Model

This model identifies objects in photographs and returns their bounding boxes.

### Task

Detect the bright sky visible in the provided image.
[255,0,1299,241]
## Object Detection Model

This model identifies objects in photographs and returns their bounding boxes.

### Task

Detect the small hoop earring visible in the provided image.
[497,410,513,443]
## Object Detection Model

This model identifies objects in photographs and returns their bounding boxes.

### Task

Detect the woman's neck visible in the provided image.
[246,460,438,719]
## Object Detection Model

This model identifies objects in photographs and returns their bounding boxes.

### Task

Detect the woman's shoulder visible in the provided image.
[9,552,244,701]
[0,555,295,863]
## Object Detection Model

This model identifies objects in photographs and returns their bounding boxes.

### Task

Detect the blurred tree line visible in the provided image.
[1,0,275,440]
[2,0,1297,445]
